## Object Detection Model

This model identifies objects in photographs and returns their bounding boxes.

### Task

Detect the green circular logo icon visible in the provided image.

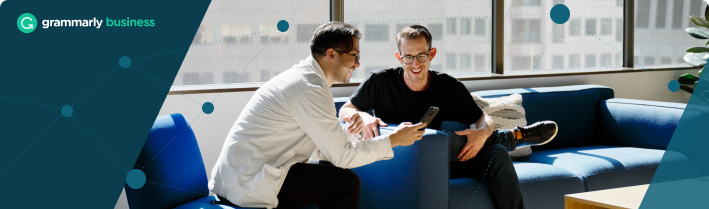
[17,13,37,33]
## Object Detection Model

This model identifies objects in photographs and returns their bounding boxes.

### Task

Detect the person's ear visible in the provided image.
[326,48,337,63]
[429,47,437,62]
[395,51,403,64]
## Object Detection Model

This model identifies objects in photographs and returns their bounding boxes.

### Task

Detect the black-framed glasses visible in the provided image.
[334,50,360,62]
[400,53,430,64]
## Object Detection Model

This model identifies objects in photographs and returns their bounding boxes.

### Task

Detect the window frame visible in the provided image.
[169,0,695,94]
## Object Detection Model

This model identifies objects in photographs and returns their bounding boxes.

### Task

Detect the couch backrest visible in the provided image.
[125,113,208,209]
[472,85,614,151]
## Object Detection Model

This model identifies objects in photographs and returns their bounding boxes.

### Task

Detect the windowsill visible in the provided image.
[168,64,698,95]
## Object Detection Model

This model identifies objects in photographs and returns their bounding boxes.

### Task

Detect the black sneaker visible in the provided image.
[513,121,558,146]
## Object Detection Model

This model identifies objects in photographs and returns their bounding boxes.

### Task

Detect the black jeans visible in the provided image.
[217,161,360,209]
[447,129,525,209]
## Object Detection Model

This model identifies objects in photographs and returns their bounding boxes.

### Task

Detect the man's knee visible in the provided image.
[340,169,361,191]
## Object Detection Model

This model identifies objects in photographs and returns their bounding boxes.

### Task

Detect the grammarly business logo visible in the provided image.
[16,13,156,33]
[17,13,37,33]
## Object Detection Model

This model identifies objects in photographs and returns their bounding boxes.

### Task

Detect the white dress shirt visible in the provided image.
[208,55,394,208]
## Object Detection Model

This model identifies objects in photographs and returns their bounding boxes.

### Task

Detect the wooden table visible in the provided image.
[565,184,649,209]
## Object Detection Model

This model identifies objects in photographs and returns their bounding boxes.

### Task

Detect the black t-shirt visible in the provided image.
[350,67,483,130]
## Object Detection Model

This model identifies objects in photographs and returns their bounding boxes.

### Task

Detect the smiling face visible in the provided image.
[333,37,360,84]
[397,36,436,91]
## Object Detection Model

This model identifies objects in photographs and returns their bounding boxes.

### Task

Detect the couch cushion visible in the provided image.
[449,162,584,209]
[522,145,700,191]
[472,85,614,151]
[598,98,685,150]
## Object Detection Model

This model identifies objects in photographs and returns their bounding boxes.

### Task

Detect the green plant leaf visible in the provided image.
[705,39,709,46]
[685,53,709,66]
[687,27,709,39]
[705,4,709,21]
[687,47,709,53]
[691,16,709,28]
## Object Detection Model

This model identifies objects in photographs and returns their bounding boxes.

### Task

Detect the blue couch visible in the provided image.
[126,85,699,209]
[335,85,702,209]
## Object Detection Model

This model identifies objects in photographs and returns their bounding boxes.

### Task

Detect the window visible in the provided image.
[461,53,471,70]
[569,55,580,68]
[553,24,564,43]
[586,19,596,36]
[637,0,651,28]
[601,54,611,67]
[475,19,486,36]
[344,0,492,78]
[585,55,596,68]
[365,24,388,42]
[672,0,684,29]
[447,53,457,69]
[552,56,564,69]
[512,0,540,6]
[447,19,456,34]
[511,19,541,43]
[656,0,667,29]
[174,0,327,86]
[570,18,580,35]
[461,19,471,35]
[601,19,612,35]
[634,0,704,68]
[616,18,623,41]
[428,24,443,41]
[554,0,564,4]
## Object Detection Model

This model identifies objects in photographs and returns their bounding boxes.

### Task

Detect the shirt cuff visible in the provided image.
[375,134,394,160]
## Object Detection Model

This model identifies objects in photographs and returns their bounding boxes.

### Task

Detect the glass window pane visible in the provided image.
[345,0,493,78]
[174,0,329,86]
[506,1,621,72]
[634,0,704,67]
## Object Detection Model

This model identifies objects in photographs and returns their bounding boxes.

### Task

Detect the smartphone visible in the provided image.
[418,106,439,130]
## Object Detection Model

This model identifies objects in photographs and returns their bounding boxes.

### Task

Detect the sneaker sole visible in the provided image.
[531,122,557,146]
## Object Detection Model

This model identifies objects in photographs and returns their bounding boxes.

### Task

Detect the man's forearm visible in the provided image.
[338,106,358,121]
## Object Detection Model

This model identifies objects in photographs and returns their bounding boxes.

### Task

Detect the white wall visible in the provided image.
[114,68,696,208]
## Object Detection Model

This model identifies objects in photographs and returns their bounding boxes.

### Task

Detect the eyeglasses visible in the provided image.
[334,50,360,62]
[400,53,430,64]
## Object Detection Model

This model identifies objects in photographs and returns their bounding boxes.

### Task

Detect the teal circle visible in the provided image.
[668,80,680,92]
[17,13,37,33]
[126,169,146,189]
[119,56,131,68]
[61,105,73,117]
[277,20,289,32]
[202,102,214,114]
[550,4,570,24]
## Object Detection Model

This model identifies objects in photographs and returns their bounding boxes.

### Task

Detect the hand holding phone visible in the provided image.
[418,106,439,130]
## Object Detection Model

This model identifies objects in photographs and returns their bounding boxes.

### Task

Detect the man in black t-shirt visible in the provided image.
[338,25,558,209]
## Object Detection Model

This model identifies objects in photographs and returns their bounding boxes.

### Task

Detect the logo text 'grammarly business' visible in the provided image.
[17,13,156,33]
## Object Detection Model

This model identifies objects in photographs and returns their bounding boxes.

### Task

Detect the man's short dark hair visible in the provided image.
[396,25,433,52]
[310,22,362,58]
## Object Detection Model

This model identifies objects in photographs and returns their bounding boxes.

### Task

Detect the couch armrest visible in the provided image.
[351,124,449,209]
[597,98,686,150]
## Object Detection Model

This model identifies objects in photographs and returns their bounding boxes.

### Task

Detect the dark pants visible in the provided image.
[447,129,525,209]
[217,161,360,209]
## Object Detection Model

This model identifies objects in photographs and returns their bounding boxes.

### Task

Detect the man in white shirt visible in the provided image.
[208,22,426,209]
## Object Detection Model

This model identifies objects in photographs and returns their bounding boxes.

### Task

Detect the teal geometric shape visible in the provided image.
[202,102,214,114]
[61,105,73,117]
[639,71,709,208]
[550,4,570,24]
[119,56,131,68]
[668,80,680,92]
[278,20,289,32]
[126,169,146,189]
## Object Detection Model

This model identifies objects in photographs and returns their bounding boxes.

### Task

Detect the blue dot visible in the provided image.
[61,105,73,117]
[668,80,680,92]
[277,20,289,32]
[550,4,570,24]
[119,56,131,68]
[126,169,146,189]
[202,102,214,114]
